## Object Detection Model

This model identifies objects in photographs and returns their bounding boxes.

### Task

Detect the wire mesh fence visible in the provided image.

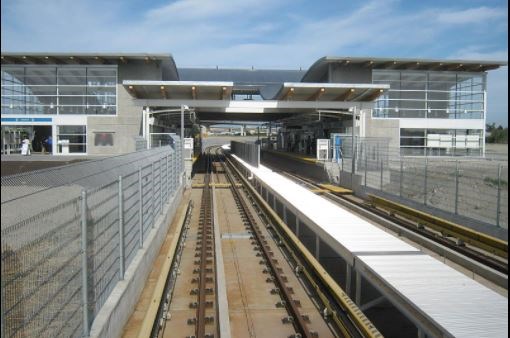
[1,139,184,338]
[329,140,508,228]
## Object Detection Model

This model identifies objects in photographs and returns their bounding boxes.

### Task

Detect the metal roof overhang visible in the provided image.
[123,80,234,100]
[273,82,388,101]
[302,56,508,82]
[124,81,388,123]
[1,52,174,65]
[123,80,388,103]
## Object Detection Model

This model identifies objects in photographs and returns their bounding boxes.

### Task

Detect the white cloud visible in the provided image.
[437,6,506,24]
[145,0,277,22]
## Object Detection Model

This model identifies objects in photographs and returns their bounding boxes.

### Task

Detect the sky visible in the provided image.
[1,0,508,126]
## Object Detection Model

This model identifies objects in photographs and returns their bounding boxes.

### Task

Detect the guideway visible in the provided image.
[124,147,383,338]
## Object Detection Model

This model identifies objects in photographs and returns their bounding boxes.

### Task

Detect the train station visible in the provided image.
[1,52,506,157]
[1,52,508,338]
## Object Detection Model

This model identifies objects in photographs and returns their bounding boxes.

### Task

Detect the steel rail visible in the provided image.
[219,150,315,338]
[225,154,382,338]
[194,151,215,338]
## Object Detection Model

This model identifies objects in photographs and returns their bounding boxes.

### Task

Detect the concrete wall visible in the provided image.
[364,114,400,149]
[87,61,164,155]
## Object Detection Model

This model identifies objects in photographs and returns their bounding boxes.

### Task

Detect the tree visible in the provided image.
[486,124,508,144]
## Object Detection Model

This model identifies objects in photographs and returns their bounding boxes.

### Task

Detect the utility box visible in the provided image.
[58,139,70,154]
[183,137,193,159]
[317,139,329,161]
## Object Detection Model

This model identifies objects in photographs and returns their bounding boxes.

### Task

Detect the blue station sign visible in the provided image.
[1,117,53,123]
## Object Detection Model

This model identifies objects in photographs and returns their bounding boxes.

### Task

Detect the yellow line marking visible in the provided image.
[368,194,508,259]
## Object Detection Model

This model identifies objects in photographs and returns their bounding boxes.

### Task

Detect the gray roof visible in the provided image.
[178,67,306,99]
[302,56,508,82]
[1,52,179,80]
[178,67,305,84]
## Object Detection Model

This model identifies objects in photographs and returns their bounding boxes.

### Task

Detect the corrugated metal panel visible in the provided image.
[359,255,508,338]
[236,156,418,254]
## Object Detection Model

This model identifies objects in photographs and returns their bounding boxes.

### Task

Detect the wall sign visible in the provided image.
[1,117,53,123]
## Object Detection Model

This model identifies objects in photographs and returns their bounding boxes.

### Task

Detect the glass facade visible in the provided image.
[1,65,117,115]
[400,128,483,156]
[373,70,485,119]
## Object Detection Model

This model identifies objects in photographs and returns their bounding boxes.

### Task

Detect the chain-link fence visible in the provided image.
[326,140,508,229]
[1,139,184,338]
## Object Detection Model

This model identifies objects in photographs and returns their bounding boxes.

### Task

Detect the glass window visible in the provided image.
[1,65,116,115]
[25,67,57,85]
[87,68,116,86]
[373,69,486,120]
[401,129,425,137]
[58,68,86,85]
[57,125,86,153]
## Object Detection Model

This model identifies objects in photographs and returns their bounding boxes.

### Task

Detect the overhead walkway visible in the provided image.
[232,154,508,338]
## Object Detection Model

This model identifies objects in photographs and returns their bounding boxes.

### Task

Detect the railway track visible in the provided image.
[273,169,508,283]
[146,146,384,338]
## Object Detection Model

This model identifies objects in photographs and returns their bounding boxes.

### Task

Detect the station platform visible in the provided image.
[232,155,508,338]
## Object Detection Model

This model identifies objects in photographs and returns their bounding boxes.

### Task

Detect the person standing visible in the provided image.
[44,135,53,154]
[21,136,31,155]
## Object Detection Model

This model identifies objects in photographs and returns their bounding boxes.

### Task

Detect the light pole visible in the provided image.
[350,106,357,184]
[181,104,189,172]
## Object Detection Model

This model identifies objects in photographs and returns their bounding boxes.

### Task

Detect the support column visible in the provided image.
[355,271,361,305]
[345,265,352,295]
[314,235,320,260]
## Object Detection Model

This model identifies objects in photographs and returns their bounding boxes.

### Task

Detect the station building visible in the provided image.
[1,52,506,156]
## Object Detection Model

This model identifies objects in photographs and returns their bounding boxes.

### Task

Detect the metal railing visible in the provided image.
[326,141,508,229]
[231,141,260,167]
[1,140,184,338]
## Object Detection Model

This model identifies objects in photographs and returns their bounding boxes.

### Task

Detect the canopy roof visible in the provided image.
[123,80,388,102]
[123,80,234,100]
[273,82,388,102]
[302,56,508,82]
[1,52,179,80]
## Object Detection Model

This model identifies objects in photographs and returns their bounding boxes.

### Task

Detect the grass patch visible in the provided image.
[484,177,508,188]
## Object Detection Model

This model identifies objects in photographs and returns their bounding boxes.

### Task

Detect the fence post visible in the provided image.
[351,138,356,180]
[138,167,143,248]
[1,271,4,338]
[118,176,125,280]
[364,144,368,187]
[160,158,163,215]
[496,164,502,227]
[424,158,428,205]
[166,155,169,202]
[151,162,155,228]
[380,159,383,191]
[399,158,403,198]
[455,161,459,215]
[81,190,90,336]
